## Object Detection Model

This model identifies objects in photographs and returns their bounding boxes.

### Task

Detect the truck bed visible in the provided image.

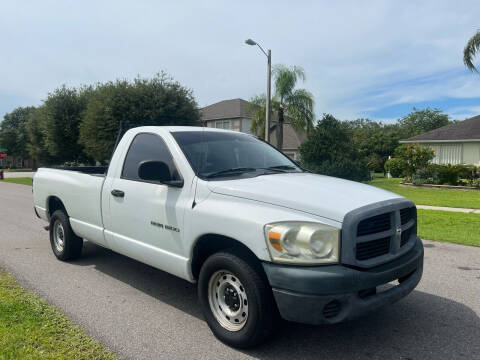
[33,167,107,247]
[50,166,108,175]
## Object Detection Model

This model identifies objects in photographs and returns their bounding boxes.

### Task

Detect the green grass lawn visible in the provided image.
[368,177,480,209]
[418,209,480,247]
[0,269,117,360]
[0,177,33,186]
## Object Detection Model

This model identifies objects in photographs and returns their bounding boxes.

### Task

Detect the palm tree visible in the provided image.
[249,65,314,150]
[464,30,480,72]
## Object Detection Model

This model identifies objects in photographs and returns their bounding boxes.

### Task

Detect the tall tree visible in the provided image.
[397,107,449,139]
[0,106,36,159]
[79,73,200,163]
[26,106,58,167]
[464,30,480,72]
[300,114,368,182]
[250,64,314,149]
[41,85,93,163]
[347,118,401,173]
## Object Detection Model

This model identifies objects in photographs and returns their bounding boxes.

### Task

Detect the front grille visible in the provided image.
[347,203,417,265]
[356,237,391,260]
[357,213,391,236]
[401,227,411,246]
[400,207,415,225]
[323,300,341,319]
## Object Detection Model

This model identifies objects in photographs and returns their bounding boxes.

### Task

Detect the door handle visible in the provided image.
[111,189,125,198]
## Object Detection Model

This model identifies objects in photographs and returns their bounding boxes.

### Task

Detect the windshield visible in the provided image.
[171,131,303,179]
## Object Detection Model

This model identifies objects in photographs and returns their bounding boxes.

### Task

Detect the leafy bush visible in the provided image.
[300,114,369,182]
[428,164,480,186]
[439,165,458,185]
[384,158,405,178]
[386,148,480,186]
[393,143,435,180]
[412,168,430,185]
[472,178,480,188]
[366,153,384,173]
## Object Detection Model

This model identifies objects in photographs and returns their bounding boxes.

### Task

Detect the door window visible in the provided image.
[121,133,180,182]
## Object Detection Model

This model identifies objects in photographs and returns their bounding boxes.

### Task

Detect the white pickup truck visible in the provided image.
[33,126,423,348]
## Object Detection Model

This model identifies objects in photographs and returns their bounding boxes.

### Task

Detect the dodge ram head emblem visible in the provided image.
[395,225,402,240]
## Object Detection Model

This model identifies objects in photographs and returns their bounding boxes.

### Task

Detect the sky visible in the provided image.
[1,0,480,123]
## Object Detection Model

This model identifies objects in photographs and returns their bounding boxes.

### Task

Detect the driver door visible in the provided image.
[105,132,185,272]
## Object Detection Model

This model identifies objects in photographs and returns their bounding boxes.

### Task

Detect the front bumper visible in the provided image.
[262,237,424,325]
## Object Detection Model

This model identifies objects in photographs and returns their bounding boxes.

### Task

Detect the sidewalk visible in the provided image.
[4,171,35,178]
[416,204,480,214]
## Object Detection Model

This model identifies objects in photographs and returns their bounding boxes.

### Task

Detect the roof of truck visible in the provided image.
[129,125,250,134]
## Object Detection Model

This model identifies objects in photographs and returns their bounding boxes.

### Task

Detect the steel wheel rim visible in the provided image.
[208,270,249,331]
[53,220,65,253]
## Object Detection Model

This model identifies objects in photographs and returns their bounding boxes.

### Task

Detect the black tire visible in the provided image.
[198,250,277,348]
[49,210,83,261]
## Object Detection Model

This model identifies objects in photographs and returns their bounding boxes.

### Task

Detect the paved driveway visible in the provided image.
[0,182,479,360]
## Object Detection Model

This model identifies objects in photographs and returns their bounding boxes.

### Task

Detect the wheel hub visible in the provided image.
[208,270,249,331]
[53,220,65,252]
[224,285,240,311]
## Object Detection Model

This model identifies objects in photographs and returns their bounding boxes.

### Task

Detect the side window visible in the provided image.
[121,133,180,182]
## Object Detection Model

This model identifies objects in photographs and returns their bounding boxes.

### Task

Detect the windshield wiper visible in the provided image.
[264,165,299,172]
[205,167,257,178]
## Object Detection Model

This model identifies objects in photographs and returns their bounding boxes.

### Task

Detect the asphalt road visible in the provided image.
[1,182,479,360]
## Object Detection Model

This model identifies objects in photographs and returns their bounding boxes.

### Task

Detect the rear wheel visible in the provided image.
[198,250,277,348]
[49,210,83,261]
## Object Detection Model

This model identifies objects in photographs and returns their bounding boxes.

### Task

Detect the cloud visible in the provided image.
[1,0,480,121]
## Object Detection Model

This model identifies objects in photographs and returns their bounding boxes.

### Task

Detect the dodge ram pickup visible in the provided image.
[33,126,424,348]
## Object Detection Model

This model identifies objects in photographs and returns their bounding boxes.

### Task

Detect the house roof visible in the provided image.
[269,123,307,151]
[401,115,480,143]
[201,98,254,121]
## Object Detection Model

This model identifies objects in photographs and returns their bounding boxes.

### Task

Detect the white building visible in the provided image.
[400,115,480,165]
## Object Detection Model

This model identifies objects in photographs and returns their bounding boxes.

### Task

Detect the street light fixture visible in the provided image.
[245,38,271,143]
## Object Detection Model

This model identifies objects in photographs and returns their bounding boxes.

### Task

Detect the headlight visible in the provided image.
[264,221,340,265]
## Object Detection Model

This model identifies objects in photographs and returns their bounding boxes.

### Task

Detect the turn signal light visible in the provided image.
[268,231,283,251]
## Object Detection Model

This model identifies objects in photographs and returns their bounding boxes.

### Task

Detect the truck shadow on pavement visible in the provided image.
[75,242,480,360]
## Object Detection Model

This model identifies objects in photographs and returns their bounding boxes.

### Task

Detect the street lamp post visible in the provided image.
[245,38,271,143]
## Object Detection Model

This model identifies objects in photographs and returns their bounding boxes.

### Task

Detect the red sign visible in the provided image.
[0,152,7,160]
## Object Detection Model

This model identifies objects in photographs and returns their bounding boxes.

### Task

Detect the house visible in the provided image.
[200,98,306,160]
[269,123,306,161]
[201,98,254,133]
[400,115,480,165]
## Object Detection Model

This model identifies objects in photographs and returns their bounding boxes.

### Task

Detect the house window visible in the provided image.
[215,120,230,129]
[231,120,241,132]
[214,119,241,132]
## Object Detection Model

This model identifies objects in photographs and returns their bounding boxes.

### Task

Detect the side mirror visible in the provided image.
[138,160,183,187]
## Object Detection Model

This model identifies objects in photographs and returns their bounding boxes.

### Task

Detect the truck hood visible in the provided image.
[207,173,402,223]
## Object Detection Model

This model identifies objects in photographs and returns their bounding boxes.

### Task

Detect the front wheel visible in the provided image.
[198,251,277,348]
